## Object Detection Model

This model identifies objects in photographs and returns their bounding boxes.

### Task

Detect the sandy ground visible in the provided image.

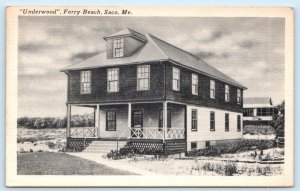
[17,128,66,152]
[17,128,283,176]
[69,148,284,176]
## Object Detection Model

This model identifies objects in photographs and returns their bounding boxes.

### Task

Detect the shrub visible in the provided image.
[224,163,237,176]
[107,144,136,160]
[107,150,123,160]
[201,162,237,176]
[17,113,95,129]
[186,139,275,157]
[256,166,271,176]
[45,141,56,149]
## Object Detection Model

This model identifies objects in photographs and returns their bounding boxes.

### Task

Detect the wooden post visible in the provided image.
[94,107,96,137]
[128,103,132,138]
[163,101,168,143]
[66,104,71,138]
[96,104,100,138]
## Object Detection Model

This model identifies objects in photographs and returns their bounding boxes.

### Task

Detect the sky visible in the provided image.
[18,16,285,117]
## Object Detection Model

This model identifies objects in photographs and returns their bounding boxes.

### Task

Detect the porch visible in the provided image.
[66,101,187,154]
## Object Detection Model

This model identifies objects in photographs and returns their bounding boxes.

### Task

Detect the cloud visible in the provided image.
[18,43,56,52]
[17,16,285,117]
[70,51,100,62]
[192,28,228,43]
[238,39,261,49]
[195,51,229,59]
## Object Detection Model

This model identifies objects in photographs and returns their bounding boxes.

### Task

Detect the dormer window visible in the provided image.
[113,38,124,58]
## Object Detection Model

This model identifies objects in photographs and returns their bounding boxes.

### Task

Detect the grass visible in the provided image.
[17,152,137,175]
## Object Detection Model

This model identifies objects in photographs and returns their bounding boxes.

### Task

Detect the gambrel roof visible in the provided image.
[61,28,247,89]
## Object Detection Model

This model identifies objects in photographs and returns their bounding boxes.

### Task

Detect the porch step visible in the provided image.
[82,141,127,153]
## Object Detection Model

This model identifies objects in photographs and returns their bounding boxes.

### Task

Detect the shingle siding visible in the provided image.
[67,61,243,112]
[165,62,243,112]
[67,62,165,103]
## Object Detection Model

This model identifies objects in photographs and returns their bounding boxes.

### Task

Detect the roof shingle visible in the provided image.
[61,29,247,89]
[244,97,273,105]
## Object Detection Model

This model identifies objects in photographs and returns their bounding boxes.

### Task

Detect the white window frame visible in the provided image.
[107,68,119,92]
[80,71,91,94]
[191,109,198,131]
[210,80,215,99]
[113,37,124,58]
[172,67,180,91]
[137,65,150,91]
[237,89,242,104]
[225,84,230,102]
[192,73,198,95]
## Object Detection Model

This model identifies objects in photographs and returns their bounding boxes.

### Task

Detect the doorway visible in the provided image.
[131,110,143,137]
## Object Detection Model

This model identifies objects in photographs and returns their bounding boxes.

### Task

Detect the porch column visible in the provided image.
[128,103,132,128]
[163,101,168,142]
[66,104,71,138]
[95,104,100,138]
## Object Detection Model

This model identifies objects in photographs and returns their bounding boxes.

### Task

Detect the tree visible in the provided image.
[272,101,285,139]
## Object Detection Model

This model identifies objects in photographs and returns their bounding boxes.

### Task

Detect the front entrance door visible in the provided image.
[131,110,143,137]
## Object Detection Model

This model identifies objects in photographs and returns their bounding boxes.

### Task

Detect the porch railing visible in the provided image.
[70,127,96,138]
[118,127,185,140]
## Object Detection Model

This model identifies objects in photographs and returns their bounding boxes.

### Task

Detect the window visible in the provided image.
[237,115,241,132]
[172,67,180,91]
[137,65,150,90]
[237,89,242,104]
[225,113,229,131]
[210,80,215,99]
[106,110,116,131]
[107,68,119,92]
[210,111,215,131]
[80,71,91,94]
[192,73,198,95]
[113,38,124,57]
[225,85,230,102]
[191,142,197,150]
[243,108,254,117]
[257,107,274,116]
[205,141,210,148]
[191,109,198,131]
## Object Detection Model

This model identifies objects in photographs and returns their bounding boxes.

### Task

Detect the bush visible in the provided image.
[224,163,237,176]
[201,162,237,176]
[106,144,136,160]
[186,139,276,157]
[107,150,123,160]
[17,113,95,129]
[45,141,56,149]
